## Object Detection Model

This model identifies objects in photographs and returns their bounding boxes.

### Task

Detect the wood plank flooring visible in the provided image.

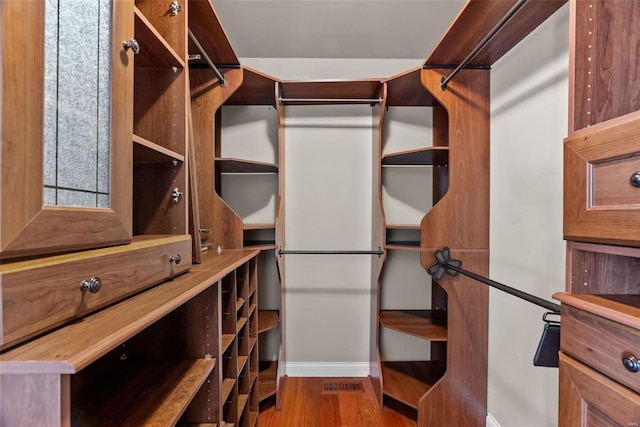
[258,377,417,427]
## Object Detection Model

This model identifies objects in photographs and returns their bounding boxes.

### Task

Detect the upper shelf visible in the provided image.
[134,7,184,69]
[424,0,567,68]
[382,147,448,166]
[385,67,436,107]
[187,0,240,67]
[216,158,278,174]
[226,67,279,106]
[278,80,383,105]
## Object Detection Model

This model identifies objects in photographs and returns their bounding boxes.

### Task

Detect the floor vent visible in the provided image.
[323,381,364,392]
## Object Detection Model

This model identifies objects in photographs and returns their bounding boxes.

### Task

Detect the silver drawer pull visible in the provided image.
[123,38,140,55]
[80,277,102,293]
[631,171,640,188]
[169,254,182,265]
[622,353,640,373]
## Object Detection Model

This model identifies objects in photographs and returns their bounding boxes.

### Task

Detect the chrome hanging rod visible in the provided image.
[278,247,384,257]
[439,0,528,91]
[279,97,383,105]
[188,29,226,87]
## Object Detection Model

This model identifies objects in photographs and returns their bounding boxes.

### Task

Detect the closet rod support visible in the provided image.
[278,247,384,257]
[279,97,383,105]
[188,29,226,86]
[439,0,528,91]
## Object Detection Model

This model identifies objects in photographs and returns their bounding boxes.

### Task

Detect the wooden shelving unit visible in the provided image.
[381,361,446,409]
[379,310,447,341]
[258,310,279,334]
[258,361,278,401]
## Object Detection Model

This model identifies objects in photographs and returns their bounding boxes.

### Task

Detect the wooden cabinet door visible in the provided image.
[564,111,640,246]
[559,352,640,427]
[0,0,134,259]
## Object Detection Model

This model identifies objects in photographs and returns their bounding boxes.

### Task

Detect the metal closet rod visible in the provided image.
[188,29,226,87]
[279,97,383,105]
[278,247,384,256]
[439,0,528,91]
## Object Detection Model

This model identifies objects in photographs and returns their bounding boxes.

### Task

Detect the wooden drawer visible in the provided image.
[564,110,640,246]
[562,304,640,394]
[559,352,640,427]
[0,235,191,350]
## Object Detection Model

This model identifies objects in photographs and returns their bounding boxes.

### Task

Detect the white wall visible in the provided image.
[488,5,569,426]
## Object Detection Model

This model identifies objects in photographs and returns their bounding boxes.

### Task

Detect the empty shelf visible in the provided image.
[258,310,279,334]
[380,310,447,341]
[382,361,446,409]
[258,361,278,401]
[216,158,278,174]
[382,147,448,166]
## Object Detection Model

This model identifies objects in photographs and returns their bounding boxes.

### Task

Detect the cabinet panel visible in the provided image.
[564,111,640,245]
[559,353,640,427]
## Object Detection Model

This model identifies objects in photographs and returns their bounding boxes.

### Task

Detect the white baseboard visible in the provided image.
[285,362,370,377]
[487,413,501,427]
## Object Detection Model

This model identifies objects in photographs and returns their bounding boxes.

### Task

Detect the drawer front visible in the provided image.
[592,154,640,208]
[559,352,640,427]
[562,304,640,394]
[1,236,191,349]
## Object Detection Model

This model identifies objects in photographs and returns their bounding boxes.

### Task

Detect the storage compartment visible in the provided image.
[0,235,191,350]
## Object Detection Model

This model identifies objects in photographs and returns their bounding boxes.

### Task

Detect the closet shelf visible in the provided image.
[221,334,235,353]
[243,223,276,230]
[238,356,249,374]
[226,67,278,105]
[380,310,447,341]
[134,7,184,69]
[385,67,436,107]
[424,0,566,67]
[278,80,383,104]
[381,361,446,409]
[382,147,448,166]
[134,134,185,163]
[221,378,236,403]
[237,317,248,333]
[249,337,257,353]
[385,241,422,252]
[258,310,279,334]
[237,394,249,418]
[258,361,278,401]
[385,224,421,230]
[249,411,258,427]
[73,359,215,426]
[187,0,239,67]
[216,158,278,174]
[243,241,277,251]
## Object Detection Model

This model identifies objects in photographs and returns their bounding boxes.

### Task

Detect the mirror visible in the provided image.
[43,0,112,208]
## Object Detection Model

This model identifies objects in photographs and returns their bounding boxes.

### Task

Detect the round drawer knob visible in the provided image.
[169,254,182,265]
[622,353,640,373]
[123,38,140,55]
[80,277,102,293]
[631,172,640,188]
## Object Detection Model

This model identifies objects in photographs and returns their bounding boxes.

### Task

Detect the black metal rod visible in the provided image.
[440,0,528,91]
[278,248,384,256]
[188,29,226,86]
[443,262,561,313]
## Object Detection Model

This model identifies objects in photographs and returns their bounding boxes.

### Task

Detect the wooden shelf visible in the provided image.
[380,310,447,341]
[236,298,245,312]
[238,356,249,374]
[385,224,421,230]
[134,7,184,69]
[133,134,185,163]
[226,67,278,106]
[249,337,257,353]
[237,317,248,333]
[258,310,279,334]
[385,242,423,252]
[386,67,436,107]
[221,334,235,353]
[258,361,278,401]
[278,80,383,104]
[243,223,275,230]
[381,361,446,409]
[221,378,236,403]
[187,0,239,67]
[237,394,249,418]
[249,411,258,427]
[424,0,566,67]
[73,359,215,425]
[216,158,278,174]
[382,147,448,166]
[243,241,277,251]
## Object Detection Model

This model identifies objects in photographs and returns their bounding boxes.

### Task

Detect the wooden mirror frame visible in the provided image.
[1,0,133,259]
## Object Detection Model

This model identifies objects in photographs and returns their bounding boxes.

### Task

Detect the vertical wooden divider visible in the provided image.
[189,68,244,250]
[274,81,288,410]
[418,68,490,427]
[370,83,387,410]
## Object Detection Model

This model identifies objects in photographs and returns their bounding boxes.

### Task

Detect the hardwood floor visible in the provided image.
[258,377,417,427]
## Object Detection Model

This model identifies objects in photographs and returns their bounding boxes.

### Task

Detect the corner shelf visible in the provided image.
[258,310,279,334]
[216,158,278,174]
[382,147,448,166]
[258,361,278,401]
[381,361,446,409]
[380,310,447,341]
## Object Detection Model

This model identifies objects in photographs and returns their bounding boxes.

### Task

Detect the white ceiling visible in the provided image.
[211,0,467,60]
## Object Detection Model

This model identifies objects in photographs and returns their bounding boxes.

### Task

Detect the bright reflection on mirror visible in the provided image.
[43,0,112,208]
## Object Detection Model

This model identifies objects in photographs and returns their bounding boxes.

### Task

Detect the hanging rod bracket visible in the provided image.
[188,29,226,87]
